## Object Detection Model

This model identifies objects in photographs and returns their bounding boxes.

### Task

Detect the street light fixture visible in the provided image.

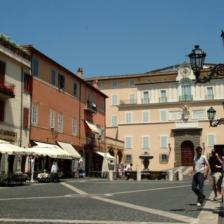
[188,31,224,83]
[207,106,224,127]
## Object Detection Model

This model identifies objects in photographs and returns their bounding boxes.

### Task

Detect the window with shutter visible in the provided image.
[24,73,32,93]
[31,104,38,125]
[49,110,55,128]
[160,135,168,148]
[51,69,57,86]
[207,134,215,148]
[125,136,133,149]
[32,57,39,77]
[23,108,29,129]
[142,136,150,149]
[58,74,65,89]
[111,116,117,127]
[160,110,167,121]
[142,111,149,123]
[111,95,118,105]
[73,82,78,96]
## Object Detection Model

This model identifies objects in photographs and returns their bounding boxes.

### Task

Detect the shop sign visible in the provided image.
[0,129,17,142]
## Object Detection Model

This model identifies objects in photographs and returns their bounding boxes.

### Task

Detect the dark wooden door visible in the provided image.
[181,141,194,166]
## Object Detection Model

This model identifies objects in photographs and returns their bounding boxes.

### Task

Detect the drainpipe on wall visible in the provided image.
[78,81,82,148]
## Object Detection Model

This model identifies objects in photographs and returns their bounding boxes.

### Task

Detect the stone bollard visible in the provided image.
[168,170,173,181]
[137,171,141,181]
[177,167,183,181]
[109,170,113,181]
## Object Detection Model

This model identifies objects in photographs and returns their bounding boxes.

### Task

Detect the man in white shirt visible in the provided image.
[191,146,209,207]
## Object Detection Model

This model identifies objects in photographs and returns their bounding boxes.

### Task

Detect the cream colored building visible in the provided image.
[87,63,224,171]
[0,34,31,147]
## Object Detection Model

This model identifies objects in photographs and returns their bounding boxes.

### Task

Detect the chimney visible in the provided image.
[92,80,98,89]
[76,67,83,78]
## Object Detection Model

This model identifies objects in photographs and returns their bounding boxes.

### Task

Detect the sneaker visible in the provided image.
[197,202,202,207]
[212,196,217,201]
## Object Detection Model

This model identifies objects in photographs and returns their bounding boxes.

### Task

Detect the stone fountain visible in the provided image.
[139,151,153,171]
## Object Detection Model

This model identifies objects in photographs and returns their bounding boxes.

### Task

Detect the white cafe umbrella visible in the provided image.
[0,140,30,155]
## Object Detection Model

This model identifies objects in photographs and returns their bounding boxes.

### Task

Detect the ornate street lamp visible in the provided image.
[207,106,224,127]
[188,31,224,83]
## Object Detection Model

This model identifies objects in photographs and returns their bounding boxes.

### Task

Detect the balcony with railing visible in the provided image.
[120,97,150,106]
[205,94,214,100]
[179,95,193,102]
[159,96,167,103]
[0,82,15,99]
[120,99,137,105]
[141,98,150,104]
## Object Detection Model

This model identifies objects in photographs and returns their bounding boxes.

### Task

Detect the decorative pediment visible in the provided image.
[176,64,195,81]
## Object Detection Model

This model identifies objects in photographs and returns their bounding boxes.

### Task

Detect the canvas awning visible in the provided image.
[96,151,115,160]
[28,141,72,159]
[85,120,101,135]
[57,141,81,159]
[0,139,31,155]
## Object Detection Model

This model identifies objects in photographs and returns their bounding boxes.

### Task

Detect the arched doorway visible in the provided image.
[181,141,194,166]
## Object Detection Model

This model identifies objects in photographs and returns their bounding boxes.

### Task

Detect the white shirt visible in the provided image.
[193,155,208,174]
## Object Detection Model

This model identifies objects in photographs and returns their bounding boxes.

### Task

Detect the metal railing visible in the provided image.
[159,97,167,103]
[179,95,193,102]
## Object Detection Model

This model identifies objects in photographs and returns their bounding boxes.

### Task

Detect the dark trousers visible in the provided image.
[192,172,205,203]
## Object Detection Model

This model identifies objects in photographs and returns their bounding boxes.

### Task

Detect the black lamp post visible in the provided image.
[207,106,224,127]
[188,31,224,83]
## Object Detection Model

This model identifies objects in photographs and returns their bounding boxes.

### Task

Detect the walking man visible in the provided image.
[191,146,209,207]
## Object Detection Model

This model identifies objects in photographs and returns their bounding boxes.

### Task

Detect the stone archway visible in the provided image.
[172,128,201,167]
[181,141,194,166]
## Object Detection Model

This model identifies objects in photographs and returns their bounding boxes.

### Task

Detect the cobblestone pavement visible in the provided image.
[0,178,222,224]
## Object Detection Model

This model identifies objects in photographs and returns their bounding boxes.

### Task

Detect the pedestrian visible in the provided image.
[51,161,58,174]
[191,146,209,207]
[213,149,224,203]
[208,149,222,200]
[127,163,133,171]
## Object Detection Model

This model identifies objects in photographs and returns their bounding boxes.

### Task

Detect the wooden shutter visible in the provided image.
[0,101,5,121]
[24,74,32,93]
[23,108,29,129]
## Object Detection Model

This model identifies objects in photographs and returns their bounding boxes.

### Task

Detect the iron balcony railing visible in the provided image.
[179,95,193,102]
[120,98,151,105]
[205,94,214,100]
[159,97,167,103]
[120,99,137,105]
[141,98,150,104]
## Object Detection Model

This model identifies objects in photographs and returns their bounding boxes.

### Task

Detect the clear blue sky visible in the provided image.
[1,0,224,77]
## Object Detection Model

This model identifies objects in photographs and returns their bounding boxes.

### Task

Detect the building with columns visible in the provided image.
[87,63,224,171]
